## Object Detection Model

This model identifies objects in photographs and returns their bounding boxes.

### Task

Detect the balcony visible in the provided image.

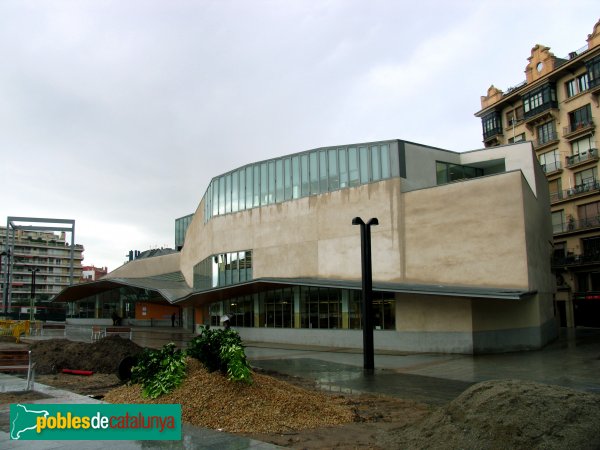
[541,161,562,175]
[534,131,559,150]
[550,179,600,204]
[554,216,600,234]
[552,250,600,267]
[563,119,595,141]
[565,148,599,168]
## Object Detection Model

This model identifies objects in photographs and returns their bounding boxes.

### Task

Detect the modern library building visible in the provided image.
[56,139,557,353]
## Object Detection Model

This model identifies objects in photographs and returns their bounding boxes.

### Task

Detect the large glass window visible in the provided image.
[371,145,381,181]
[309,152,319,195]
[238,169,245,211]
[218,176,225,215]
[231,171,238,213]
[381,144,390,178]
[193,250,253,291]
[348,147,359,187]
[548,178,562,203]
[328,149,339,190]
[552,210,565,234]
[359,146,369,184]
[268,161,275,204]
[339,148,348,188]
[292,156,301,199]
[253,165,260,207]
[319,150,328,192]
[284,158,292,201]
[260,162,268,205]
[275,159,284,203]
[245,166,253,210]
[301,154,309,196]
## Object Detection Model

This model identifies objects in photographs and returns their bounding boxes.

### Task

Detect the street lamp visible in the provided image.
[352,216,379,372]
[28,267,40,322]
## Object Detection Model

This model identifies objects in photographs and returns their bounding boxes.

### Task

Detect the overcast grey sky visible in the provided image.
[0,1,597,271]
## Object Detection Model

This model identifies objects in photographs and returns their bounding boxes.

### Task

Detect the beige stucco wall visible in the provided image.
[180,178,403,286]
[395,295,472,332]
[403,171,529,288]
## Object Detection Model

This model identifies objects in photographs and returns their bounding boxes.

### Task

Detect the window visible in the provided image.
[253,165,260,207]
[348,147,359,186]
[578,201,600,228]
[572,136,594,155]
[548,178,562,202]
[539,149,560,173]
[587,55,600,89]
[339,148,348,188]
[482,111,502,139]
[275,159,284,203]
[568,104,593,132]
[566,73,589,98]
[284,158,292,201]
[328,149,339,190]
[552,211,565,234]
[260,162,268,205]
[508,133,526,144]
[370,146,381,181]
[436,161,484,184]
[291,156,300,199]
[575,167,597,189]
[309,152,319,194]
[231,171,238,213]
[319,150,328,192]
[537,121,556,145]
[193,250,253,291]
[359,146,369,183]
[506,106,524,126]
[578,73,589,93]
[522,83,557,118]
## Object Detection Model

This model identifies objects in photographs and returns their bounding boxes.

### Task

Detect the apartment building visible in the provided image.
[1,224,83,317]
[475,20,600,328]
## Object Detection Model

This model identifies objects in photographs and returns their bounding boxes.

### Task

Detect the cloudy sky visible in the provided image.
[0,0,597,271]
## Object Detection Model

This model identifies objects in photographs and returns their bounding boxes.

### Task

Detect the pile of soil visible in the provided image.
[104,358,355,433]
[29,336,143,374]
[386,379,600,450]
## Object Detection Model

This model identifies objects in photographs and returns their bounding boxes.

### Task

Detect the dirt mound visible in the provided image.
[104,357,354,433]
[30,336,144,375]
[389,379,600,450]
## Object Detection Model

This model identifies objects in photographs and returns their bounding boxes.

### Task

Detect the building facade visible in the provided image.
[475,19,600,328]
[56,139,556,354]
[1,225,83,317]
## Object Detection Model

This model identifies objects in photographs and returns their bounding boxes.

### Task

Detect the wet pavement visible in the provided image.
[3,324,600,447]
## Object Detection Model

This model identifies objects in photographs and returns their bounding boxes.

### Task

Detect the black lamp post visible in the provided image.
[28,267,40,322]
[352,216,379,372]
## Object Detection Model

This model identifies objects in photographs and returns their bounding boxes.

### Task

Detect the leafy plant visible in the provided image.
[188,326,252,384]
[130,343,187,399]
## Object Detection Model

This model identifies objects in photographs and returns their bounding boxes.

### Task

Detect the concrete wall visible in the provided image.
[105,252,181,279]
[403,171,529,288]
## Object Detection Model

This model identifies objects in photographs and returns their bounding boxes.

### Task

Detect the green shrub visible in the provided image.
[130,343,187,399]
[188,326,252,384]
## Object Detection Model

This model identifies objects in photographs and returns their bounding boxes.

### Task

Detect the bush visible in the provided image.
[188,326,252,384]
[130,343,187,399]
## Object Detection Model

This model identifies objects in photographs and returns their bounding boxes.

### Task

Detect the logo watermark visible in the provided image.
[10,404,181,440]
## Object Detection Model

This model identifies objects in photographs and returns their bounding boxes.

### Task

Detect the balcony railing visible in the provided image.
[552,250,600,267]
[542,161,562,174]
[563,119,595,137]
[535,131,559,149]
[554,216,600,234]
[550,179,600,203]
[565,148,599,167]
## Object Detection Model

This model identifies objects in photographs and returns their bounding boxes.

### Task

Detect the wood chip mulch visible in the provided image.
[103,358,355,433]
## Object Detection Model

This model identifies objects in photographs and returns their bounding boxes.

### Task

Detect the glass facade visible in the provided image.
[436,162,484,184]
[202,141,400,222]
[193,250,253,291]
[174,214,193,250]
[207,285,396,330]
